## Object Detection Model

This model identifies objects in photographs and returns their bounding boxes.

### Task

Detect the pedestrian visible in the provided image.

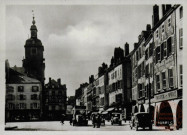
[97,114,101,128]
[61,114,65,125]
[69,116,73,125]
[92,115,96,128]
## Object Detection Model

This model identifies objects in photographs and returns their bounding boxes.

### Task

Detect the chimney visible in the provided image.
[138,35,142,42]
[146,24,151,31]
[162,5,166,17]
[124,42,129,56]
[152,5,159,27]
[89,75,94,83]
[49,77,51,85]
[166,4,172,13]
[98,67,102,76]
[134,43,138,49]
[57,78,61,85]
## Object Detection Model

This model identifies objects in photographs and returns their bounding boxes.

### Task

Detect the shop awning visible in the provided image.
[106,107,114,112]
[101,111,108,114]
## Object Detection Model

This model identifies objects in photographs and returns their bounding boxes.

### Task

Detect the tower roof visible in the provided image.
[30,11,37,31]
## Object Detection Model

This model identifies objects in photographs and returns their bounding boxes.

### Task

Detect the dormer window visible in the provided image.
[168,18,171,27]
[162,25,165,33]
[156,30,159,38]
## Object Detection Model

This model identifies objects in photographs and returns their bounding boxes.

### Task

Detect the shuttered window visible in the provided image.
[179,28,183,49]
[168,68,174,88]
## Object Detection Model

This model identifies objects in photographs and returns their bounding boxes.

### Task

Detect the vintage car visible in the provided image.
[72,114,88,126]
[130,112,152,131]
[72,106,88,126]
[111,113,122,125]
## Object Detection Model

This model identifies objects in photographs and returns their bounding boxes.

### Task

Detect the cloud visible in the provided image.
[6,16,27,66]
[6,5,153,96]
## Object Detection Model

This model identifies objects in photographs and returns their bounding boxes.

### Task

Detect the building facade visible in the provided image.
[44,78,67,120]
[152,5,183,129]
[5,64,42,122]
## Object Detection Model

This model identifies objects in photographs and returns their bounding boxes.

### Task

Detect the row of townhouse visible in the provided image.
[131,4,183,129]
[75,44,132,120]
[75,4,183,129]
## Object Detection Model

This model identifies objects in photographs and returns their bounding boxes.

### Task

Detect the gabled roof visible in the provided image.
[7,68,40,84]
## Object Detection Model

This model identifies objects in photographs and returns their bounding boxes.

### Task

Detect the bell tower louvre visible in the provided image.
[22,12,45,85]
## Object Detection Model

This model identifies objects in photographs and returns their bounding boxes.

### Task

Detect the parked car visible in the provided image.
[111,113,122,125]
[130,112,152,131]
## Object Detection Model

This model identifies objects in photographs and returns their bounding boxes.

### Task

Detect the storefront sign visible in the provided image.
[154,90,178,102]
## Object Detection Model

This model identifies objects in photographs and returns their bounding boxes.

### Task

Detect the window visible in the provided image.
[168,68,174,88]
[145,49,148,60]
[162,72,166,89]
[7,86,14,92]
[19,94,26,100]
[156,46,161,63]
[19,103,26,109]
[141,62,144,76]
[32,86,39,92]
[179,28,183,49]
[6,94,15,100]
[162,25,165,33]
[156,30,159,38]
[156,74,160,91]
[180,6,183,19]
[18,86,24,92]
[31,94,38,100]
[168,18,171,27]
[8,103,15,109]
[145,65,149,77]
[145,85,148,98]
[139,47,142,58]
[149,43,153,57]
[138,83,145,98]
[150,63,153,76]
[163,42,167,58]
[161,43,164,60]
[31,48,37,55]
[52,105,55,110]
[31,103,38,109]
[136,51,139,61]
[180,65,183,87]
[115,71,117,78]
[167,37,172,56]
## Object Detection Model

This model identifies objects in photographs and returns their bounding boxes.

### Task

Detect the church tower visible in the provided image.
[23,13,45,85]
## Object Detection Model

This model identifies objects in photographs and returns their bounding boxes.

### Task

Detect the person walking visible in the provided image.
[92,115,96,128]
[69,115,73,125]
[97,114,101,128]
[61,114,65,125]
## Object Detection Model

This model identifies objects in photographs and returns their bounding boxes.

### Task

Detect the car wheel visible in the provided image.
[149,126,152,130]
[136,126,138,131]
[130,125,132,130]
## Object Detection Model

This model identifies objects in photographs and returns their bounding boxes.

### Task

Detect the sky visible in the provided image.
[6,5,153,96]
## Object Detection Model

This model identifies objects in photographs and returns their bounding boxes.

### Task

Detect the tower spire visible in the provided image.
[30,10,37,38]
[32,10,36,25]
